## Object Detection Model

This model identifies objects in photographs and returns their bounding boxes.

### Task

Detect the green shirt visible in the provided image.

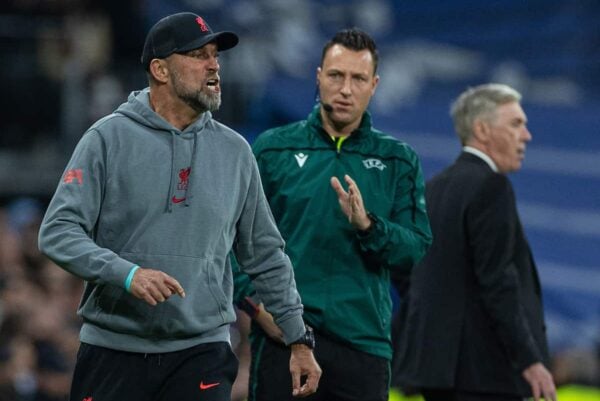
[235,105,432,359]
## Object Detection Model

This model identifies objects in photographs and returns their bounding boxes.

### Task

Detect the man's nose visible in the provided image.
[207,56,219,71]
[340,77,352,96]
[522,127,532,142]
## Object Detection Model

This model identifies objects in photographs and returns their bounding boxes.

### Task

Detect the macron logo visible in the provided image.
[294,153,308,168]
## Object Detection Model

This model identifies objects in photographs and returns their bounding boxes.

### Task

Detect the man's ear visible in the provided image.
[149,59,169,84]
[371,74,380,96]
[316,66,324,86]
[472,118,490,143]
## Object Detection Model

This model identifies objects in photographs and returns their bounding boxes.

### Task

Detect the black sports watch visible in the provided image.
[290,324,315,349]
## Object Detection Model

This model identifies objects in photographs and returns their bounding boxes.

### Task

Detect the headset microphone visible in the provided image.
[315,84,334,113]
[321,102,334,113]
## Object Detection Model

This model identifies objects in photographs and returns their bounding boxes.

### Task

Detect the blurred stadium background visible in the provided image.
[1,0,598,400]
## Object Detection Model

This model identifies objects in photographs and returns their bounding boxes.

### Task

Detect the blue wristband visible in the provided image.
[124,265,140,293]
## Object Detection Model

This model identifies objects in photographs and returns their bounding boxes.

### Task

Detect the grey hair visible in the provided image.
[450,83,522,145]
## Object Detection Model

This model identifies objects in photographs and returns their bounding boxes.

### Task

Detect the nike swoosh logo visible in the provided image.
[199,381,220,390]
[171,196,186,204]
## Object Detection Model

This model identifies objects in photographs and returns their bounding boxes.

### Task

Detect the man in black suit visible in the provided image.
[394,83,557,401]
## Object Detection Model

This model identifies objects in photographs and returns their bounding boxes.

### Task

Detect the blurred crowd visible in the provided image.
[0,198,81,401]
[0,197,253,401]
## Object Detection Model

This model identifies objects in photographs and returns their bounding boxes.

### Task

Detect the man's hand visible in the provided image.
[330,174,371,231]
[129,267,185,306]
[289,344,321,397]
[522,362,557,401]
[254,304,285,343]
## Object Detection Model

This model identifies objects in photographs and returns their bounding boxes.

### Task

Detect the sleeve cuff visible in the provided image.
[277,314,307,346]
[357,212,384,240]
[124,265,140,292]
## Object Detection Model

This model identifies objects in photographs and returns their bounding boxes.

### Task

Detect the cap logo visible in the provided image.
[195,16,209,32]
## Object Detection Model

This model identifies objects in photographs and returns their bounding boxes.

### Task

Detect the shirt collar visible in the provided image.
[463,146,498,172]
[308,103,372,137]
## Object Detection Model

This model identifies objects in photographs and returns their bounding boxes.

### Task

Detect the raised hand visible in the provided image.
[330,174,372,231]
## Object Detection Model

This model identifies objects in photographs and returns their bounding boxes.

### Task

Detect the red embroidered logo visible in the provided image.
[196,17,209,32]
[172,167,191,204]
[83,397,93,401]
[177,167,191,190]
[199,381,220,390]
[63,169,83,185]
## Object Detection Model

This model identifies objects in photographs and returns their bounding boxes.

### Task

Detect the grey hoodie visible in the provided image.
[38,89,305,353]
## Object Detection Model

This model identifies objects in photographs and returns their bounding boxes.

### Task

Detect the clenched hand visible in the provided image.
[290,344,322,397]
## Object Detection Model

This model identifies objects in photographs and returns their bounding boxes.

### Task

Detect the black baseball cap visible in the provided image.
[141,12,239,70]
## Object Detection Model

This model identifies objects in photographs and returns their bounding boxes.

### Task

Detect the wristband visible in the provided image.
[124,265,140,293]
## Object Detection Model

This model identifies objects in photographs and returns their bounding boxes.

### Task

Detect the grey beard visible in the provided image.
[182,89,221,114]
[171,71,222,113]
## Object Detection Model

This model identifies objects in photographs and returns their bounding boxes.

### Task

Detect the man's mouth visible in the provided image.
[206,78,220,92]
[333,101,352,110]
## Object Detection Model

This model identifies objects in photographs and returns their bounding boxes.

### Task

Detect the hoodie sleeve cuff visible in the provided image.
[104,256,143,288]
[278,314,307,346]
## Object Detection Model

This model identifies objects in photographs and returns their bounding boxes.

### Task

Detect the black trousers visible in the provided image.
[422,388,524,401]
[70,342,238,401]
[248,330,389,401]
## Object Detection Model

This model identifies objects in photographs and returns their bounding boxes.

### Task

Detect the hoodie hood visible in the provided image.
[115,88,212,135]
[115,88,210,212]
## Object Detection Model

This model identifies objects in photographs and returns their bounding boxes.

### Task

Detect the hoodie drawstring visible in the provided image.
[166,132,177,213]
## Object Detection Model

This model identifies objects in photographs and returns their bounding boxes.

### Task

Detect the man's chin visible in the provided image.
[330,114,355,127]
[203,95,221,112]
[188,94,220,113]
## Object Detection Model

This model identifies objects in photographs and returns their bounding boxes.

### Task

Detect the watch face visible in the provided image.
[292,325,315,349]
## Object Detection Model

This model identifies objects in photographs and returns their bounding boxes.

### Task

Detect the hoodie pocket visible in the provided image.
[83,252,235,339]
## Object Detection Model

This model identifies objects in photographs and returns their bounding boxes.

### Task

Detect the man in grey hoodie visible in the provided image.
[38,12,321,401]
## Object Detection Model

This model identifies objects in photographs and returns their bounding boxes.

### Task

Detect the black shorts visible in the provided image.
[70,341,238,401]
[248,330,389,401]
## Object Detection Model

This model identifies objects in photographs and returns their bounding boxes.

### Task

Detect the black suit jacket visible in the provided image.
[394,152,549,396]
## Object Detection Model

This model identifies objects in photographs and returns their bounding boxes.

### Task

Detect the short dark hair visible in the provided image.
[320,28,379,74]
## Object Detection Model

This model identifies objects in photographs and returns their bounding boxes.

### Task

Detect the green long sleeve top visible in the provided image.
[234,105,432,359]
